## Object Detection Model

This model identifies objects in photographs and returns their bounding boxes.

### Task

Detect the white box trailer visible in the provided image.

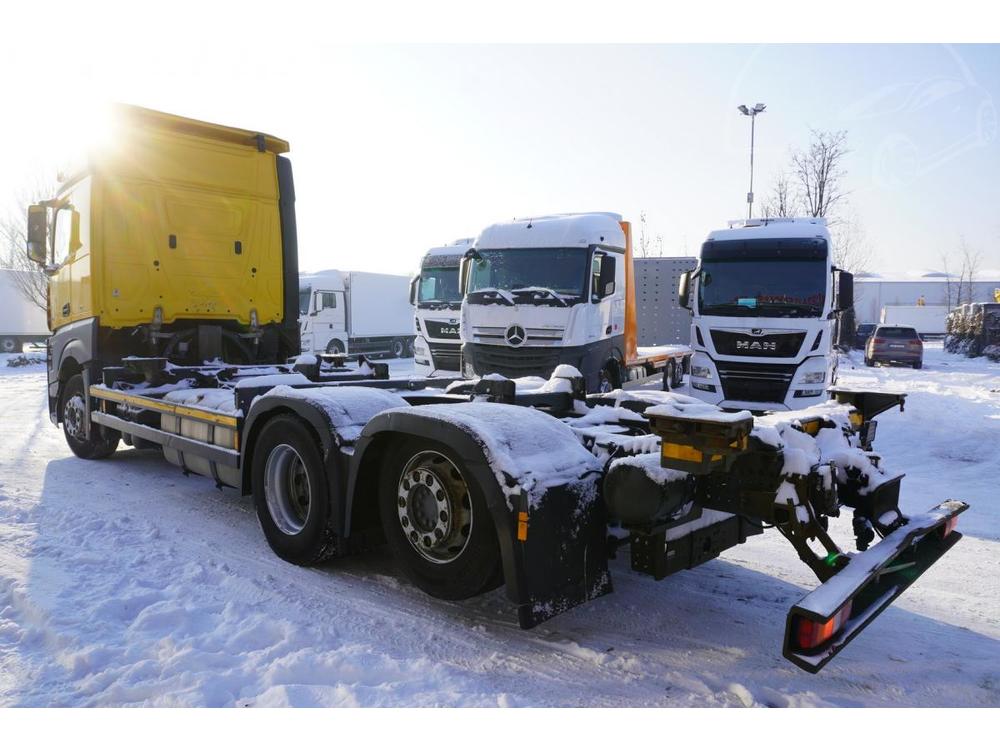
[880,305,948,336]
[300,270,416,358]
[0,269,49,353]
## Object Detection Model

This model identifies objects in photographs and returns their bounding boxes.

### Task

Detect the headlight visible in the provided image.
[691,365,712,379]
[799,371,826,384]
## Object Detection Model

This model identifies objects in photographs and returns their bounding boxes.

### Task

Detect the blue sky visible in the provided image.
[3,43,998,275]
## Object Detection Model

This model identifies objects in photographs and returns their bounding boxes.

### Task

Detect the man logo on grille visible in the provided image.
[505,325,526,347]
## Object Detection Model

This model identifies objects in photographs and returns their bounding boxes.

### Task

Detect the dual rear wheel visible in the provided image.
[252,421,501,600]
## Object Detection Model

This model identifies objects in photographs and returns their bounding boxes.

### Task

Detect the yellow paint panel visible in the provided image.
[662,442,703,462]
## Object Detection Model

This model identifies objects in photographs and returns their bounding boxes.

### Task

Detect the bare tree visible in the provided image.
[790,129,850,220]
[0,182,54,311]
[955,237,982,306]
[760,172,798,218]
[637,211,650,258]
[829,214,873,275]
[940,252,956,309]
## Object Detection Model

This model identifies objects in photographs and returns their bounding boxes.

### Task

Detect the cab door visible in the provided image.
[48,177,93,330]
[313,290,347,348]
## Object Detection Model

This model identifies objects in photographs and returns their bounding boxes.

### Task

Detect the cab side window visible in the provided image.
[317,291,337,310]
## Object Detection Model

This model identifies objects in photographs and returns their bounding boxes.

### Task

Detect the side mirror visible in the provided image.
[409,275,419,305]
[836,270,854,312]
[26,204,48,265]
[598,255,616,298]
[678,271,691,309]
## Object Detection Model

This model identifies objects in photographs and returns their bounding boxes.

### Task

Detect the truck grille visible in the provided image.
[423,320,461,339]
[472,325,564,346]
[471,344,563,378]
[429,342,461,371]
[717,362,797,404]
[710,330,806,358]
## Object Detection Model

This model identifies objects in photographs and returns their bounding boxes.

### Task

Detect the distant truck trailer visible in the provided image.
[0,269,49,353]
[880,305,948,337]
[300,270,416,358]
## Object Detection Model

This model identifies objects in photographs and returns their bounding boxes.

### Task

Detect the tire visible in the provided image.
[252,415,340,565]
[672,359,685,388]
[662,361,675,391]
[325,339,345,355]
[598,358,623,394]
[378,437,502,601]
[864,356,873,367]
[390,338,405,359]
[60,373,119,460]
[1,336,21,354]
[913,361,923,369]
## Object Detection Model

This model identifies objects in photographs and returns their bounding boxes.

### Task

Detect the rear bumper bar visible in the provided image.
[783,500,968,673]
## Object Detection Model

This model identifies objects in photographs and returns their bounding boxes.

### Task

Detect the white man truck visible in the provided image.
[459,213,691,392]
[680,217,853,411]
[300,270,415,359]
[409,239,472,376]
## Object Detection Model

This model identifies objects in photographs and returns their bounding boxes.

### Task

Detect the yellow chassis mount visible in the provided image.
[89,385,239,428]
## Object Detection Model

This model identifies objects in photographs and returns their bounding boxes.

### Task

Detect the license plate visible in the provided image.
[889,344,904,349]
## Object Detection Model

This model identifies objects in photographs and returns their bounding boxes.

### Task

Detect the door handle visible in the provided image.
[62,303,71,317]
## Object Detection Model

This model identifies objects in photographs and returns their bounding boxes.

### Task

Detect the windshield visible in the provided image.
[418,266,461,304]
[298,286,311,316]
[697,259,826,318]
[467,247,590,303]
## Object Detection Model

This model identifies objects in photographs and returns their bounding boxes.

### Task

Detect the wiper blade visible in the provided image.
[467,287,516,306]
[511,287,569,307]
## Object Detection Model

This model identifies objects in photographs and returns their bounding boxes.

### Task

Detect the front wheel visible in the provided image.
[60,373,119,459]
[378,437,502,600]
[1,336,21,354]
[252,415,340,565]
[325,339,345,355]
[390,338,406,358]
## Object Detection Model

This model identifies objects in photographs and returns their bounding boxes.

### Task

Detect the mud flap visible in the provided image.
[509,477,613,629]
[783,500,968,673]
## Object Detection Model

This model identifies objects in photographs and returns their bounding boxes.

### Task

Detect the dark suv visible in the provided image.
[865,326,923,368]
[854,323,876,350]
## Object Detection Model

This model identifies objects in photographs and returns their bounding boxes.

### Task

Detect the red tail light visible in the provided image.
[909,339,922,347]
[794,601,853,651]
[872,338,885,345]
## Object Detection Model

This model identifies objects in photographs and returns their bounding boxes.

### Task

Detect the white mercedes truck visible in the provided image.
[409,239,472,376]
[679,217,853,410]
[300,270,415,358]
[460,212,690,392]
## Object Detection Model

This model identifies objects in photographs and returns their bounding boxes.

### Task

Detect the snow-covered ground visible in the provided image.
[0,344,997,706]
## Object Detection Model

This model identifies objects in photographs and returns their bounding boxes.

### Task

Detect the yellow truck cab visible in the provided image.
[26,105,300,432]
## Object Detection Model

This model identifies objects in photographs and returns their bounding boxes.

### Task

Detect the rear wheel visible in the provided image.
[598,357,623,394]
[1,336,21,354]
[378,437,501,600]
[913,361,923,369]
[60,374,119,459]
[662,361,675,391]
[252,415,339,565]
[390,338,406,358]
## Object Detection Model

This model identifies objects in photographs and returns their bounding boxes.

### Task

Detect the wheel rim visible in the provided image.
[264,444,312,535]
[64,394,87,441]
[328,341,343,354]
[1,338,15,353]
[396,450,473,564]
[392,340,404,358]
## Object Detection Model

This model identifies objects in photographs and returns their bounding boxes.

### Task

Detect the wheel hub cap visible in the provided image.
[397,451,472,564]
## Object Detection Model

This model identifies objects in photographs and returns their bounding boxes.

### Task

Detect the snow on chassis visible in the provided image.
[78,356,967,673]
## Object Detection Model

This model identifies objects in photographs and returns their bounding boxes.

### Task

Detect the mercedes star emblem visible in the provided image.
[505,325,526,347]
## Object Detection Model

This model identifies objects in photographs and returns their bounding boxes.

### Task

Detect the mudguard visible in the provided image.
[350,406,612,628]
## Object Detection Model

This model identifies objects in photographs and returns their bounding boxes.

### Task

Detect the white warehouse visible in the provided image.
[854,270,1000,324]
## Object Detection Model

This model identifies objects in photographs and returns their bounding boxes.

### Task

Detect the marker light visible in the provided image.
[794,600,853,651]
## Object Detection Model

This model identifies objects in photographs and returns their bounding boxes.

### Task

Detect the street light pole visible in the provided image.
[738,103,766,219]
